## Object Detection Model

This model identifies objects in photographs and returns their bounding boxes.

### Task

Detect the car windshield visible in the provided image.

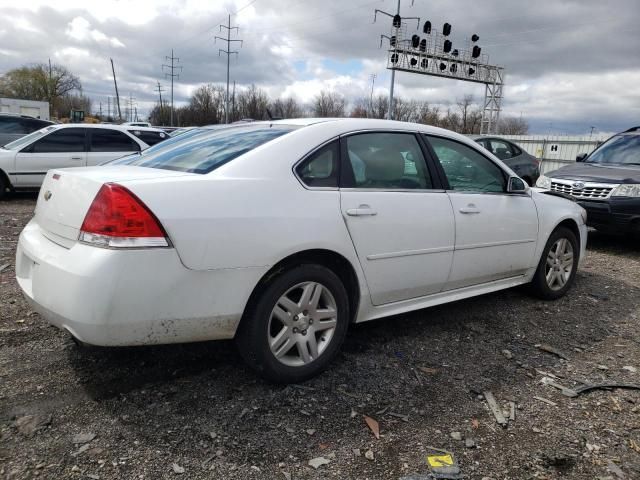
[2,126,56,150]
[586,134,640,165]
[108,124,298,173]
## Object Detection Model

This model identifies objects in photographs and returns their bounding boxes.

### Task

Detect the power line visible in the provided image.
[215,15,243,124]
[162,49,182,126]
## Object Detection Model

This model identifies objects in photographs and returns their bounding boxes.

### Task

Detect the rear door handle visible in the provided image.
[459,204,480,214]
[71,156,83,160]
[346,205,377,217]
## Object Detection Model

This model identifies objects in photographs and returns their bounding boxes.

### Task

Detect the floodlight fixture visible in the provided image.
[442,23,451,36]
[471,34,479,42]
[472,45,481,58]
[443,40,452,53]
[393,14,401,28]
[423,21,432,34]
[411,34,420,48]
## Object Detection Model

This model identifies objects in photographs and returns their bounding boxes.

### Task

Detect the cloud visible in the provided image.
[0,0,638,133]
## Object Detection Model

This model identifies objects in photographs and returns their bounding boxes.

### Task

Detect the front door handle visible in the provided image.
[346,205,377,217]
[70,156,83,160]
[459,204,480,214]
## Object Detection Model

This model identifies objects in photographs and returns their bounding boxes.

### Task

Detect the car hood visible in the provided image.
[547,162,640,184]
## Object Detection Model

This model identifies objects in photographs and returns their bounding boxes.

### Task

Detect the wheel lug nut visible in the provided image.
[309,319,313,325]
[302,330,307,335]
[293,327,298,333]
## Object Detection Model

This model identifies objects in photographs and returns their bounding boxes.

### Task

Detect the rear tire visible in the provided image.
[236,264,349,383]
[529,226,578,300]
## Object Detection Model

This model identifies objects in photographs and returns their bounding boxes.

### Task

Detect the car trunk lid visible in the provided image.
[34,166,193,245]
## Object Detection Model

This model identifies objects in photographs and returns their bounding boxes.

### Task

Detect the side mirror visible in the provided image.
[507,176,527,193]
[576,153,588,162]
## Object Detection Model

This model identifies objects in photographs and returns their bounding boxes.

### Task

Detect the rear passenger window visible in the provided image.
[128,130,167,146]
[90,129,140,152]
[296,141,339,188]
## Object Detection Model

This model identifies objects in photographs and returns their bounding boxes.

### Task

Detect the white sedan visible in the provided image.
[0,123,168,197]
[16,118,587,383]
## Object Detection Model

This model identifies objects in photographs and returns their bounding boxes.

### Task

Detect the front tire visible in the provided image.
[236,264,349,383]
[529,226,578,300]
[0,174,8,200]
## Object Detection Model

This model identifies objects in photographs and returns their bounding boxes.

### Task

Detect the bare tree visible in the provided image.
[313,90,346,117]
[0,63,81,117]
[236,84,270,120]
[349,97,369,118]
[456,95,475,133]
[270,97,305,119]
[499,116,529,135]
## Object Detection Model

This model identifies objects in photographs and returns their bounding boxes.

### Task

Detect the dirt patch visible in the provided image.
[2,194,640,479]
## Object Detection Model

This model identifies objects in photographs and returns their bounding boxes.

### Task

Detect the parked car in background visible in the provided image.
[0,113,54,147]
[16,118,586,382]
[122,121,152,128]
[0,124,166,198]
[536,126,640,236]
[472,135,540,186]
[125,127,168,146]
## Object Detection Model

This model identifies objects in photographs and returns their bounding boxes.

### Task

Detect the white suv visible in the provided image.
[0,124,167,198]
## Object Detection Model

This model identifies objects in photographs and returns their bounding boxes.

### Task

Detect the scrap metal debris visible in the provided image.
[483,391,508,427]
[540,376,578,397]
[573,383,640,396]
[533,396,558,406]
[535,343,569,360]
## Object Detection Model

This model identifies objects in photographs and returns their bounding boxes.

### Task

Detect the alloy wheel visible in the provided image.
[545,237,574,291]
[268,281,338,367]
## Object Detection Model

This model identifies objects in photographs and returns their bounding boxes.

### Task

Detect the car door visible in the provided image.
[424,135,538,290]
[14,128,87,187]
[87,128,141,165]
[339,131,455,306]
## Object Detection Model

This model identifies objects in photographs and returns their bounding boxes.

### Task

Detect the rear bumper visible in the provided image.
[15,220,268,346]
[577,198,640,234]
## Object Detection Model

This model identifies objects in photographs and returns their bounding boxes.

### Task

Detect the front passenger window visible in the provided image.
[427,136,506,193]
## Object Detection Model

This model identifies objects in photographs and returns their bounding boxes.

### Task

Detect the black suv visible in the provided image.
[537,126,640,235]
[0,114,54,146]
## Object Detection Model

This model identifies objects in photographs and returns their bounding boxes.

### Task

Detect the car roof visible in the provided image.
[0,113,53,122]
[49,123,166,133]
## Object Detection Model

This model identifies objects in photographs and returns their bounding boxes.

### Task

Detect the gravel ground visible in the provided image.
[1,194,640,480]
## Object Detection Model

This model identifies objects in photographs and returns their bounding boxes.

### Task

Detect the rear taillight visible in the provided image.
[78,183,170,248]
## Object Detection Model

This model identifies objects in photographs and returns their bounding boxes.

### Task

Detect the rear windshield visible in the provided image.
[110,124,297,173]
[586,134,640,165]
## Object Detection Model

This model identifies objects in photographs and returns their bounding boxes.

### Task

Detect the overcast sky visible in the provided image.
[1,0,639,134]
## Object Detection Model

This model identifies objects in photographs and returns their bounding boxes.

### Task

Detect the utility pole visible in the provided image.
[107,97,111,120]
[232,80,236,122]
[156,81,166,125]
[127,94,136,122]
[99,101,103,119]
[163,49,182,126]
[110,58,122,121]
[48,58,53,117]
[368,73,377,117]
[215,15,243,124]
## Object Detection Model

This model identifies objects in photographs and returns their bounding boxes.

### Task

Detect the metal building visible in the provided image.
[0,98,50,120]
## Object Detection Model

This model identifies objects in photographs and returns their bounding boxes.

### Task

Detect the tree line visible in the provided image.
[0,63,528,134]
[151,83,528,135]
[0,63,91,119]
